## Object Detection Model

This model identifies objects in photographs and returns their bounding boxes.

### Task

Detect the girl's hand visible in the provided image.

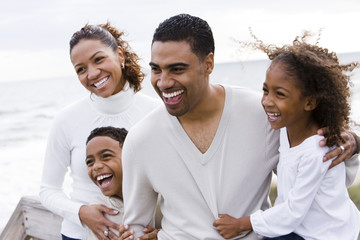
[79,204,120,240]
[213,214,251,239]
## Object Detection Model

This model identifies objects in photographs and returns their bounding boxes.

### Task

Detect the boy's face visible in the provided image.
[86,136,123,198]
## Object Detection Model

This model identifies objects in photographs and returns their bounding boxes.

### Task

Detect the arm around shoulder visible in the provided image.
[121,132,159,238]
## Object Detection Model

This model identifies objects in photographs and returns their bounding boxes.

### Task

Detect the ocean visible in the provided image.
[1,53,360,229]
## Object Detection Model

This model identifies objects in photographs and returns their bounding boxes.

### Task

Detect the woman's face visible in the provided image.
[70,39,125,98]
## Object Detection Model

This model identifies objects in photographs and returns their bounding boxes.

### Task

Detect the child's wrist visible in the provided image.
[237,216,252,232]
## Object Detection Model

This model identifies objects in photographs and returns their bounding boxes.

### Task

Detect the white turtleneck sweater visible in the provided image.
[39,85,160,239]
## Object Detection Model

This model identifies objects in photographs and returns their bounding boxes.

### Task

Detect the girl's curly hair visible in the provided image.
[70,22,144,92]
[240,30,358,146]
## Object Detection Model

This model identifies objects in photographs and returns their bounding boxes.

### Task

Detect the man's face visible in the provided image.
[149,41,213,117]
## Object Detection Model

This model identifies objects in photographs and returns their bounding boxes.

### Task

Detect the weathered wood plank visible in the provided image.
[0,196,62,240]
[0,197,27,240]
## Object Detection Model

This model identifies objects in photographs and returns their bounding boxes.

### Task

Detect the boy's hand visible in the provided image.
[119,224,159,240]
[139,226,159,239]
[119,224,134,240]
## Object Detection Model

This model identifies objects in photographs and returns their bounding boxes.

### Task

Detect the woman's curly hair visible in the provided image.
[240,30,358,147]
[70,22,144,92]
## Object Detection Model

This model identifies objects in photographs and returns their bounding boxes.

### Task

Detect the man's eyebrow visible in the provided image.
[149,62,159,67]
[168,62,189,68]
[149,62,189,69]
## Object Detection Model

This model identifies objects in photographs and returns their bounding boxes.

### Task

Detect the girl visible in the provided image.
[39,23,160,240]
[214,32,360,239]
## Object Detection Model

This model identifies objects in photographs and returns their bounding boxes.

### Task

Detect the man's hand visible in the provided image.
[318,127,359,168]
[79,204,121,240]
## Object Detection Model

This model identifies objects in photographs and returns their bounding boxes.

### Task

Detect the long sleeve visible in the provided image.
[39,114,83,227]
[251,128,360,239]
[122,132,159,239]
[345,153,359,187]
[251,150,331,237]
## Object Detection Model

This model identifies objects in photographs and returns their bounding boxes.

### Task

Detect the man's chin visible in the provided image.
[165,106,187,117]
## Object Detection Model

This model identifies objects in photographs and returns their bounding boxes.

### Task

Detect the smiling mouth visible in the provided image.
[162,89,184,105]
[93,77,109,88]
[96,173,113,187]
[266,112,281,121]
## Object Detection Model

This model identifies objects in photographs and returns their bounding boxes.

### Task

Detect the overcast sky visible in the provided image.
[1,0,360,82]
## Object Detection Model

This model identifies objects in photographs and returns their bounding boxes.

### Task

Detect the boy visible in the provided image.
[86,126,160,239]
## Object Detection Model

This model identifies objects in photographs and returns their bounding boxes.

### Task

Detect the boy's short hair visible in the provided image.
[86,126,128,147]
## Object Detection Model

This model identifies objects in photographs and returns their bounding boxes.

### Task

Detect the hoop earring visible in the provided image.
[89,92,95,101]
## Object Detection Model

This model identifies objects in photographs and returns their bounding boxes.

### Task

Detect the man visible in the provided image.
[122,14,359,239]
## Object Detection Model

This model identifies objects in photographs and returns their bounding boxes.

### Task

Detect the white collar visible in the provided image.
[89,82,135,115]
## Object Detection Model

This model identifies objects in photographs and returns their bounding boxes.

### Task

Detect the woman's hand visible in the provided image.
[79,204,121,240]
[318,127,359,168]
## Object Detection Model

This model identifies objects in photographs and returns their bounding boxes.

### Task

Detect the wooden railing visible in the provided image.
[0,196,62,240]
[2,195,359,240]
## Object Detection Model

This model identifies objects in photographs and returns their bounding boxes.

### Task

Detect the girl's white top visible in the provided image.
[39,84,160,239]
[251,127,360,240]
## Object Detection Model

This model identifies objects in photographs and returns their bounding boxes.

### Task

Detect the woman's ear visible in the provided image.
[304,97,318,111]
[117,46,125,63]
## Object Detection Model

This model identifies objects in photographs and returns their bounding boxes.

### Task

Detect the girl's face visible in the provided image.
[70,39,125,98]
[261,62,312,132]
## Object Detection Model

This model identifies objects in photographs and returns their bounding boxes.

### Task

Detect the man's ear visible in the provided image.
[304,97,318,111]
[203,52,214,75]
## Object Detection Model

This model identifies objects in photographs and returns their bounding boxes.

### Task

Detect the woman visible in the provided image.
[40,23,160,240]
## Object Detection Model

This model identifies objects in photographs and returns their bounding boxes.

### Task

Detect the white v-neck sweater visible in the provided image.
[40,85,160,239]
[122,85,280,239]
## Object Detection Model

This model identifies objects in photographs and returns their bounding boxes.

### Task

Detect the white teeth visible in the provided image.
[96,174,112,181]
[162,90,184,98]
[94,77,108,88]
[267,112,280,116]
